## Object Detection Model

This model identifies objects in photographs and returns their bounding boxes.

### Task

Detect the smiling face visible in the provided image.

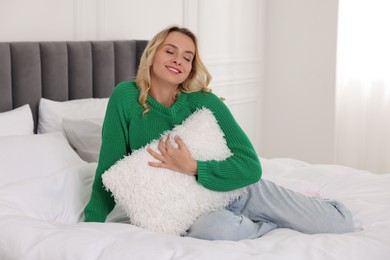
[150,31,195,88]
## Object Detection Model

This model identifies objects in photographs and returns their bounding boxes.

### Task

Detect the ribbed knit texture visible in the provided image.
[84,81,262,222]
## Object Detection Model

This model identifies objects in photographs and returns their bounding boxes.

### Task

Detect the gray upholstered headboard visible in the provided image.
[0,40,148,131]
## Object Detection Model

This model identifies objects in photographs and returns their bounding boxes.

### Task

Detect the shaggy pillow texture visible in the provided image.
[102,108,246,236]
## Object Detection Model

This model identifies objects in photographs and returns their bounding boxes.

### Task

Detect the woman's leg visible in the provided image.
[186,209,277,241]
[228,179,355,234]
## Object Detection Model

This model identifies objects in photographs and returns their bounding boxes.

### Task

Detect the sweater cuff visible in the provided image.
[84,209,106,223]
[196,161,209,187]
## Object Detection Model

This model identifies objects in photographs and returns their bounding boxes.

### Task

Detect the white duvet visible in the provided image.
[1,158,390,260]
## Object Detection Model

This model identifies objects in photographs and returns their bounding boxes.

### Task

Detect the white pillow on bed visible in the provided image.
[0,162,95,224]
[37,97,108,134]
[0,132,84,188]
[0,104,34,136]
[63,117,104,162]
[102,108,246,236]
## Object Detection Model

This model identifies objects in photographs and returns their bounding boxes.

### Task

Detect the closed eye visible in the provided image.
[184,55,193,62]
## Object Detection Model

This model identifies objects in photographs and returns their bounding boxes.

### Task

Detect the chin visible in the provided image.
[166,77,187,86]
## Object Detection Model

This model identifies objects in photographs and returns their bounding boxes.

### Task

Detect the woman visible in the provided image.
[84,26,355,240]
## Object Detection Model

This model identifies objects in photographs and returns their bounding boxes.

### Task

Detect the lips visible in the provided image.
[166,66,181,74]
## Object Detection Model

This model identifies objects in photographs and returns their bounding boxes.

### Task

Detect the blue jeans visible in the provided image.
[186,180,355,241]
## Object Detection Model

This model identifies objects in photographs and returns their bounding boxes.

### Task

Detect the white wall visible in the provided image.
[0,0,264,153]
[261,0,339,164]
[0,0,186,41]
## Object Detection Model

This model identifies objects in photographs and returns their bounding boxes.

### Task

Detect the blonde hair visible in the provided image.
[136,26,212,114]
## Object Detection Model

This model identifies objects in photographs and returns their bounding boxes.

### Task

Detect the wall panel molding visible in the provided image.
[225,96,259,106]
[96,0,107,40]
[73,0,82,40]
[211,78,261,101]
[196,0,261,62]
[204,57,261,66]
[189,0,263,152]
[211,77,262,88]
[182,0,199,33]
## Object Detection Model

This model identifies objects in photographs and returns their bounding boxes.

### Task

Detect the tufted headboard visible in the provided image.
[0,40,148,131]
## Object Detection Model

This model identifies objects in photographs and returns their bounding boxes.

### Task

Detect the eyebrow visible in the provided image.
[164,44,195,56]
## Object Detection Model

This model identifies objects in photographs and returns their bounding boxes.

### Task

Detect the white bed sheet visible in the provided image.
[1,158,389,260]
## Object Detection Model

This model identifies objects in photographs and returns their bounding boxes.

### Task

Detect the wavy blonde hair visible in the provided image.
[136,26,212,114]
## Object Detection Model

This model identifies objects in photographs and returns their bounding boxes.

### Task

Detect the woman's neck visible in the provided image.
[149,81,179,107]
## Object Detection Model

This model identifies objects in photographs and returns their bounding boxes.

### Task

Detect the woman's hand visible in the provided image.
[147,135,198,175]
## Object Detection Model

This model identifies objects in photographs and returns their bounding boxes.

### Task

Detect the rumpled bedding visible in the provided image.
[0,158,389,260]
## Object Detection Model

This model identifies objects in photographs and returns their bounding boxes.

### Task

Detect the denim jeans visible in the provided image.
[186,179,355,241]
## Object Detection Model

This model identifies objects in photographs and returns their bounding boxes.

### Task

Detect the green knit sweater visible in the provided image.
[84,81,261,222]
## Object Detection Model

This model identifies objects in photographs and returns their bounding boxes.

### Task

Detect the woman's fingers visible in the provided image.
[147,147,164,162]
[148,160,168,168]
[147,135,196,174]
[165,135,174,151]
[174,135,186,150]
[157,137,167,155]
[148,136,172,164]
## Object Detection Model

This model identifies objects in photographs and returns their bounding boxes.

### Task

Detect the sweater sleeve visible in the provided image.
[84,83,131,222]
[196,94,262,191]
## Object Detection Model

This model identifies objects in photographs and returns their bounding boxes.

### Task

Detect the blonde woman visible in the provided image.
[84,26,355,240]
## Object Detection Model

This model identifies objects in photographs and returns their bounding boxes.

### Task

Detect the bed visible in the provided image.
[0,40,389,260]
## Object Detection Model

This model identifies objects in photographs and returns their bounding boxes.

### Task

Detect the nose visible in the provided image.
[172,56,182,65]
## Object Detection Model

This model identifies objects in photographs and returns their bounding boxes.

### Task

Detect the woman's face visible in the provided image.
[151,31,195,87]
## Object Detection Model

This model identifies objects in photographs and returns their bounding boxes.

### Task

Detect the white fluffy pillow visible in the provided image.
[0,104,34,136]
[102,108,246,236]
[0,132,84,188]
[63,117,103,162]
[37,98,108,134]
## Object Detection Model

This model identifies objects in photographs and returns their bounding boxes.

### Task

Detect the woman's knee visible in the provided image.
[328,200,356,233]
[186,210,276,241]
[186,210,243,240]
